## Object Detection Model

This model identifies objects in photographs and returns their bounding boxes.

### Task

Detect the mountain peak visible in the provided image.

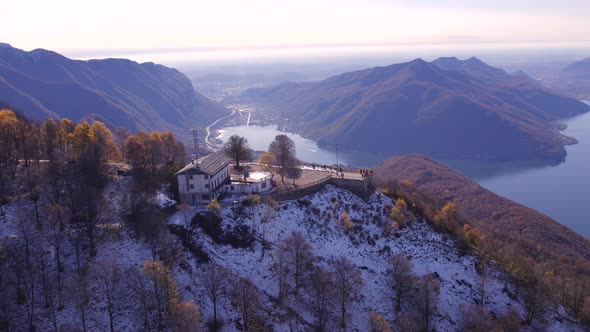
[30,48,68,62]
[408,58,427,65]
[0,42,12,49]
[403,58,439,74]
[465,56,485,65]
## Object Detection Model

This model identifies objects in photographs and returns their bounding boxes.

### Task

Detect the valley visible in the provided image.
[3,1,590,331]
[206,100,590,238]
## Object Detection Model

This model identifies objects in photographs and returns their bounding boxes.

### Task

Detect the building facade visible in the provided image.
[224,171,275,195]
[176,151,231,204]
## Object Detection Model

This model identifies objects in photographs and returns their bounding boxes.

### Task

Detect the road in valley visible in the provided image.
[204,109,236,150]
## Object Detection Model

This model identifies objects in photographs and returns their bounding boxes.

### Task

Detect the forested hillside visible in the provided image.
[374,155,590,327]
[0,43,230,135]
[0,108,588,331]
[241,58,589,162]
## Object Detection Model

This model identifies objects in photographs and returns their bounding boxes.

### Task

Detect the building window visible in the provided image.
[261,182,267,189]
[190,184,194,189]
[202,194,208,200]
[204,174,209,179]
[205,184,209,189]
[189,175,193,180]
[231,185,234,190]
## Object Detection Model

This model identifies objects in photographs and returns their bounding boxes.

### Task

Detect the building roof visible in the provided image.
[230,171,273,184]
[175,151,231,176]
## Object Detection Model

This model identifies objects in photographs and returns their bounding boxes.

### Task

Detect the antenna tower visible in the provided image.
[191,128,200,161]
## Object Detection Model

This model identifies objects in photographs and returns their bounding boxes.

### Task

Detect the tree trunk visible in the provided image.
[341,300,346,329]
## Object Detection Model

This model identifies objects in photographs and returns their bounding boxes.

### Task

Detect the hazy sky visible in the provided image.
[2,0,590,62]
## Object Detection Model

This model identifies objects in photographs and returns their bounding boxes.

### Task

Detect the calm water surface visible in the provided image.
[219,103,590,237]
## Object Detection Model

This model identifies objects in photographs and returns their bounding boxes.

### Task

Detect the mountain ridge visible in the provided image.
[241,57,589,162]
[0,43,230,135]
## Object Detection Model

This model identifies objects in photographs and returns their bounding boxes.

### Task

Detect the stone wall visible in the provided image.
[265,177,375,202]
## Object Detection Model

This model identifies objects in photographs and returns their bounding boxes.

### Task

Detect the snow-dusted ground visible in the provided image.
[168,185,583,331]
[1,179,582,331]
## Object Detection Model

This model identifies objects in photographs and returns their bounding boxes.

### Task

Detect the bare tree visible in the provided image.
[415,274,440,331]
[395,312,422,332]
[268,134,297,183]
[523,280,551,326]
[305,266,335,332]
[179,202,193,242]
[199,263,228,330]
[15,210,37,270]
[69,227,86,275]
[23,168,42,227]
[272,247,290,304]
[141,260,179,331]
[78,186,106,257]
[127,268,150,330]
[229,277,264,331]
[0,241,17,331]
[223,135,253,170]
[389,253,415,313]
[114,127,131,162]
[278,231,314,293]
[459,304,496,332]
[35,248,59,331]
[67,275,91,332]
[22,263,37,332]
[98,260,122,332]
[285,166,302,187]
[332,256,364,329]
[477,261,489,306]
[46,203,70,307]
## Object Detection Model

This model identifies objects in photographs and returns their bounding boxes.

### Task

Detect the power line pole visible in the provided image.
[191,128,199,161]
[336,144,339,170]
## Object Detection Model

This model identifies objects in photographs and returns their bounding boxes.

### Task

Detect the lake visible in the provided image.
[218,103,590,238]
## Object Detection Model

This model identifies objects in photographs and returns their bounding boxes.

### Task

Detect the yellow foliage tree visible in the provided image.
[434,202,457,233]
[390,207,405,229]
[463,224,481,247]
[70,121,95,160]
[207,199,222,214]
[258,152,275,170]
[170,300,202,331]
[339,211,353,231]
[141,260,180,327]
[368,311,392,332]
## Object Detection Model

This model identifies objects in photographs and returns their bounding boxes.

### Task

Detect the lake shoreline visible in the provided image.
[216,103,590,237]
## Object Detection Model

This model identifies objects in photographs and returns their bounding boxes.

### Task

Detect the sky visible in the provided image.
[2,0,590,63]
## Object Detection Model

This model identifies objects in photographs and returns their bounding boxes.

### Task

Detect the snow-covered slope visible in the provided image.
[1,180,581,331]
[169,185,579,331]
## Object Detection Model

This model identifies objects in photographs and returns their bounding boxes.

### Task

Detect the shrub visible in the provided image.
[242,194,261,207]
[207,199,222,214]
[223,224,255,248]
[192,211,223,243]
[338,211,353,231]
[297,199,312,207]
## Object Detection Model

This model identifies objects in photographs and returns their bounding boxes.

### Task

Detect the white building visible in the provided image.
[175,151,231,204]
[224,171,275,195]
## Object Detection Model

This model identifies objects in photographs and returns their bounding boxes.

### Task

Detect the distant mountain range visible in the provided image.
[562,57,590,80]
[551,57,590,100]
[0,43,229,134]
[241,57,590,162]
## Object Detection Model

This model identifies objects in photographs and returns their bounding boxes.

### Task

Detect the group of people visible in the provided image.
[360,168,372,179]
